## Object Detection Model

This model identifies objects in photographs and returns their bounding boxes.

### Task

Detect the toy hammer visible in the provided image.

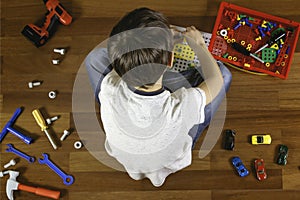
[0,108,33,144]
[6,170,60,200]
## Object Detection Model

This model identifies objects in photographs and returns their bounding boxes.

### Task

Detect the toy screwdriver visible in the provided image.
[254,32,286,54]
[32,109,58,150]
[231,42,264,63]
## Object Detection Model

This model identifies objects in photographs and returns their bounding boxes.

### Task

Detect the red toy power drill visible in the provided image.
[21,0,72,47]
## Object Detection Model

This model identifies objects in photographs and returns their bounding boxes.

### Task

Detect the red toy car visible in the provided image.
[254,159,267,181]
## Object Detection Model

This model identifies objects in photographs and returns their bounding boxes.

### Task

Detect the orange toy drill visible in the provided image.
[21,0,72,47]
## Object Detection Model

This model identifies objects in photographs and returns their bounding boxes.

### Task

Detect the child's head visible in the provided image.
[107,8,173,88]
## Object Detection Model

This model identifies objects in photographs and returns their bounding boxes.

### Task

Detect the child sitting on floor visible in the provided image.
[85,7,232,187]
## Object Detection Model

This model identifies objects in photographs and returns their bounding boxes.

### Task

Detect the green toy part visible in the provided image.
[262,48,277,63]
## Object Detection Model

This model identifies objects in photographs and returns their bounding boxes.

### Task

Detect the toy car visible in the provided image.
[277,144,288,165]
[251,134,272,145]
[254,159,267,181]
[224,129,235,150]
[231,156,249,177]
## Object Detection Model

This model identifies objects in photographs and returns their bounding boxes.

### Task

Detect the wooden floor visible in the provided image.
[1,0,300,199]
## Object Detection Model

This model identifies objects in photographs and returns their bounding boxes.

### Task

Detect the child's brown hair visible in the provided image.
[107,8,173,87]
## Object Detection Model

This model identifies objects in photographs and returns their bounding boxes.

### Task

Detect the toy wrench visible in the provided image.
[6,144,35,163]
[38,153,74,185]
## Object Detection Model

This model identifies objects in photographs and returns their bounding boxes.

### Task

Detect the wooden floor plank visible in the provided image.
[212,190,300,200]
[69,191,212,200]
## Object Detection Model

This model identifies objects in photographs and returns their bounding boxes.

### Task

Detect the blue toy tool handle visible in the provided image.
[6,127,33,144]
[0,108,22,142]
[0,129,6,142]
[10,107,23,123]
[0,107,33,144]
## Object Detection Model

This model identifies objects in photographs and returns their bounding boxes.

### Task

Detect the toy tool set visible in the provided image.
[208,2,300,79]
[1,107,77,199]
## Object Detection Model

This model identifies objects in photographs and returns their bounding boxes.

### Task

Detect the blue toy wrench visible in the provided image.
[38,153,74,185]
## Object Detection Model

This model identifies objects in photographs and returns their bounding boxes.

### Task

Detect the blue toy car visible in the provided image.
[231,156,249,177]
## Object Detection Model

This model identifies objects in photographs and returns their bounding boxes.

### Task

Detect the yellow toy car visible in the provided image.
[251,135,272,145]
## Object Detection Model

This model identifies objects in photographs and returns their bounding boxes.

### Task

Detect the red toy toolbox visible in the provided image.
[208,2,300,79]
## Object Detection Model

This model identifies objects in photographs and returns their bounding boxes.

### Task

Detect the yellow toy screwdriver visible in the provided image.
[32,109,58,150]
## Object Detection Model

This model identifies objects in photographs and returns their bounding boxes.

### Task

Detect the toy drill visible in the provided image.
[21,0,72,47]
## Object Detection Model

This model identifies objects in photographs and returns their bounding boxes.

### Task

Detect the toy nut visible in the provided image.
[52,59,60,65]
[74,141,83,149]
[48,91,57,99]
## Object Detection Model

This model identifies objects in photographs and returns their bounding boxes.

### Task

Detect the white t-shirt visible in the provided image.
[99,69,206,187]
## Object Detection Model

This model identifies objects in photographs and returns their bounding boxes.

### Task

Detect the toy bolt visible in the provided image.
[28,81,42,89]
[60,130,71,141]
[0,171,9,177]
[4,159,17,169]
[46,116,59,125]
[52,59,60,65]
[53,48,66,55]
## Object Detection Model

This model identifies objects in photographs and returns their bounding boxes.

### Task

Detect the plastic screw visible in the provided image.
[46,116,59,125]
[60,130,70,141]
[4,159,17,168]
[28,81,42,88]
[53,48,66,55]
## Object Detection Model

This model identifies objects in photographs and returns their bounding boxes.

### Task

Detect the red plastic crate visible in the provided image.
[208,2,300,79]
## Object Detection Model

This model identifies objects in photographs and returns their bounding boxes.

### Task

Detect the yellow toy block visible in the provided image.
[173,38,195,61]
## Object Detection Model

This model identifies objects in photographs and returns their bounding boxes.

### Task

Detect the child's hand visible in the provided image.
[183,26,206,46]
[170,25,187,33]
[169,25,186,40]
